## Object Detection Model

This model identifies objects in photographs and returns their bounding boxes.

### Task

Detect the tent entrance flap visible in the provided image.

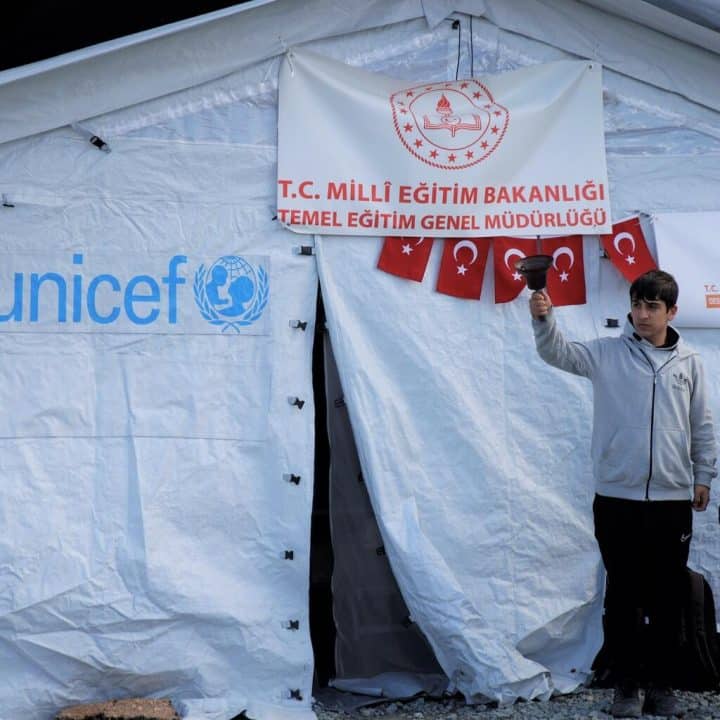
[319,302,445,695]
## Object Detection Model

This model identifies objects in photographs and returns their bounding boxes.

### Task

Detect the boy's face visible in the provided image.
[630,296,677,345]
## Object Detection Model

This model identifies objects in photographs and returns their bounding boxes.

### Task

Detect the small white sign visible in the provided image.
[653,212,720,328]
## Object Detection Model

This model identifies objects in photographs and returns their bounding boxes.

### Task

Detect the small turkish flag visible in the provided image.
[377,236,434,282]
[542,235,586,307]
[436,239,490,299]
[493,236,538,303]
[600,217,657,283]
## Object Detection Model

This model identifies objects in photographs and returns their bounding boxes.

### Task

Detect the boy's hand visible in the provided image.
[693,484,710,511]
[529,290,552,319]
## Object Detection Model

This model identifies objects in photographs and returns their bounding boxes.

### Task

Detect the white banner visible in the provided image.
[278,49,611,237]
[653,212,720,328]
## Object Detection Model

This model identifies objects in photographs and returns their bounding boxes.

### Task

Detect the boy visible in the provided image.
[529,269,717,717]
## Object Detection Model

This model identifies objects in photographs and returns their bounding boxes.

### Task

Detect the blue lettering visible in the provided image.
[30,273,67,322]
[162,255,187,324]
[0,273,23,322]
[124,275,160,325]
[1,254,192,328]
[72,253,83,322]
[87,274,121,324]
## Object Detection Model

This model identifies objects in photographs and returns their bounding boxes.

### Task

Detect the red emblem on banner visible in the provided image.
[389,80,509,170]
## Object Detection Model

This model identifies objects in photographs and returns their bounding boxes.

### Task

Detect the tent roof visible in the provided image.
[1,0,720,146]
[644,0,720,32]
[579,0,720,52]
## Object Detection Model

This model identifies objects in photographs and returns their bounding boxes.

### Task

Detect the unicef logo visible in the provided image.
[194,255,269,332]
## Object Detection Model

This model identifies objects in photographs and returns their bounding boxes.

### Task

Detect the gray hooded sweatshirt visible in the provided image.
[533,310,717,501]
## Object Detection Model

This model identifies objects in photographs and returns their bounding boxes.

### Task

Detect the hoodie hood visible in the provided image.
[622,313,693,357]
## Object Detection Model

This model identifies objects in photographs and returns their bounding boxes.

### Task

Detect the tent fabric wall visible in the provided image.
[0,0,719,717]
[310,6,720,703]
[0,132,318,720]
[316,234,607,703]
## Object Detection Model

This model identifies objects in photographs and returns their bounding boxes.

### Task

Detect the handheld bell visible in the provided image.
[514,255,553,291]
[515,255,552,322]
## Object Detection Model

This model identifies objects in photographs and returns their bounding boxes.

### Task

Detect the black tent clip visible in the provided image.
[71,122,111,153]
[293,246,315,256]
[89,135,110,152]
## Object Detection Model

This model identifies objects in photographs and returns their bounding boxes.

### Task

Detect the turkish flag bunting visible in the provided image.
[542,234,586,307]
[600,217,657,283]
[436,239,490,299]
[493,235,586,306]
[377,236,434,282]
[493,236,538,303]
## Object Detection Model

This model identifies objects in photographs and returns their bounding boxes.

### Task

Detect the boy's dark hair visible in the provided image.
[629,269,678,309]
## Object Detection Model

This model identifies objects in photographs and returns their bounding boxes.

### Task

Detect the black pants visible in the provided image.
[593,494,692,687]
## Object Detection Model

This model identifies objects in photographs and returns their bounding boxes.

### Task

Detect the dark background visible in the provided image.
[0,1,248,71]
[2,1,718,73]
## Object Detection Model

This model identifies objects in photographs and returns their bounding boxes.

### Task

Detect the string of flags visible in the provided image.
[377,216,656,306]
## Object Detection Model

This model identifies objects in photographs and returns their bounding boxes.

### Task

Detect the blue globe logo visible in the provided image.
[194,255,269,332]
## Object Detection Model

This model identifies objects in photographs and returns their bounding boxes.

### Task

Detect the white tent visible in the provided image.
[1,1,719,719]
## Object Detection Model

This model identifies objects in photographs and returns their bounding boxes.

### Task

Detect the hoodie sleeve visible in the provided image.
[689,357,718,488]
[532,309,595,379]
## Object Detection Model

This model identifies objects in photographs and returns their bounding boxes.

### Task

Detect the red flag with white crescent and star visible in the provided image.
[436,239,490,299]
[542,235,586,307]
[492,236,538,303]
[600,217,657,283]
[377,236,434,282]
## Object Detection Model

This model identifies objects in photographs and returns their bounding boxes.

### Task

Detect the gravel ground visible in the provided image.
[315,689,720,720]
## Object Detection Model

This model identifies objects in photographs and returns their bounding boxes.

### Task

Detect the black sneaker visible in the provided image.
[610,683,644,718]
[644,686,683,717]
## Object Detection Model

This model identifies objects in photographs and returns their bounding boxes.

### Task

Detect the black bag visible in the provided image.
[592,569,720,690]
[674,569,720,691]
